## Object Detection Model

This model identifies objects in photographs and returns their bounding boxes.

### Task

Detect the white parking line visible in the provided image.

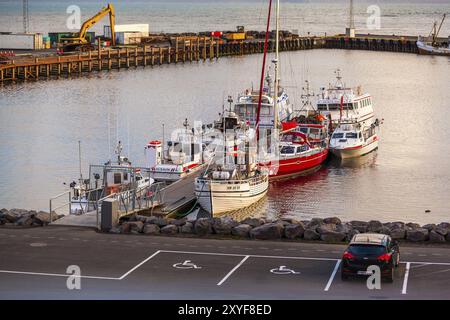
[217,256,250,286]
[119,250,161,280]
[0,269,119,280]
[324,259,341,292]
[402,262,411,295]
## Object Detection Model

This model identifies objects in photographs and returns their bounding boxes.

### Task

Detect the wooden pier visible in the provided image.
[0,33,444,84]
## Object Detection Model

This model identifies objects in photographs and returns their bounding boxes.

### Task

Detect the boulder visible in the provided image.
[134,215,148,222]
[406,222,421,229]
[143,224,160,235]
[367,220,383,233]
[320,231,346,242]
[389,222,405,231]
[194,218,213,235]
[379,226,391,235]
[346,229,360,242]
[336,223,353,234]
[406,228,429,242]
[160,224,178,235]
[280,217,303,225]
[3,211,19,223]
[350,221,369,233]
[180,222,194,234]
[447,233,450,242]
[284,223,305,239]
[153,218,169,227]
[144,216,159,224]
[213,217,238,235]
[241,217,265,228]
[127,221,144,234]
[109,226,122,234]
[170,218,187,227]
[120,222,131,233]
[435,227,448,237]
[304,228,320,240]
[34,211,54,225]
[323,217,342,225]
[307,218,324,228]
[422,224,436,231]
[429,230,446,243]
[275,219,292,227]
[232,224,252,238]
[317,223,337,234]
[250,222,284,240]
[437,222,450,230]
[15,214,34,227]
[390,228,406,240]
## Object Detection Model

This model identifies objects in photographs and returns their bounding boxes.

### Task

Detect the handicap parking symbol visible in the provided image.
[173,260,202,269]
[270,265,301,275]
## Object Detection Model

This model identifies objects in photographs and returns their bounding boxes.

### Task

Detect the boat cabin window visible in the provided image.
[296,145,309,153]
[236,104,256,118]
[345,132,358,139]
[261,106,271,115]
[299,127,308,134]
[114,173,122,184]
[123,173,128,181]
[280,146,295,154]
[317,103,327,111]
[332,132,344,139]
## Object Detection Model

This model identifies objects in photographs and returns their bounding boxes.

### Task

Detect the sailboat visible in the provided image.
[194,0,278,216]
[417,14,450,56]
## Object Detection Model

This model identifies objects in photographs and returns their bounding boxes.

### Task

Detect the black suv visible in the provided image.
[341,233,400,282]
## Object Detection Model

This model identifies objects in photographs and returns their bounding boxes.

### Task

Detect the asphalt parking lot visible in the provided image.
[0,226,449,299]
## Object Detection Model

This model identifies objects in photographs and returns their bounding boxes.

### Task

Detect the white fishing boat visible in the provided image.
[329,120,380,159]
[146,119,214,182]
[417,14,450,56]
[194,111,269,216]
[69,141,154,214]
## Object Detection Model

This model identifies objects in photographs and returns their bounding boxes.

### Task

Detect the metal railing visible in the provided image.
[49,190,71,223]
[95,182,167,230]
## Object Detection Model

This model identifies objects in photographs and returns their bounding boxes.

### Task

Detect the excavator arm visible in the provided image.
[60,3,115,49]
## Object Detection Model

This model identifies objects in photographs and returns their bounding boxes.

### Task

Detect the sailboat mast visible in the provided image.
[273,0,280,128]
[78,140,83,182]
[256,0,273,140]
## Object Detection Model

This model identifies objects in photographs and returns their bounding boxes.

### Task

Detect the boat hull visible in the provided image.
[417,42,450,56]
[330,139,378,159]
[195,175,269,216]
[266,149,329,179]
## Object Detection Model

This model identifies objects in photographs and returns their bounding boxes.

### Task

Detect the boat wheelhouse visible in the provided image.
[317,70,374,127]
[234,74,293,129]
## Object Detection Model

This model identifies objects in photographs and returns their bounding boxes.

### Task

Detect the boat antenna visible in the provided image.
[78,140,83,183]
[273,0,280,128]
[256,0,273,142]
[227,95,233,112]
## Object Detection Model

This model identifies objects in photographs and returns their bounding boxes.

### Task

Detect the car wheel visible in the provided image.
[383,268,394,283]
[395,254,400,267]
[341,272,349,281]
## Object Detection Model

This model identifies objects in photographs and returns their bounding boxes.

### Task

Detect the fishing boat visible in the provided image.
[146,119,214,182]
[417,14,450,56]
[317,69,375,128]
[69,141,154,214]
[194,111,269,216]
[329,119,380,159]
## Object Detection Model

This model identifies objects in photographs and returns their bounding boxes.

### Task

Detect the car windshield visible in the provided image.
[348,244,386,255]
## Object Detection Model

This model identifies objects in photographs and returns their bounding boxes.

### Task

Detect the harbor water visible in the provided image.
[1,48,449,224]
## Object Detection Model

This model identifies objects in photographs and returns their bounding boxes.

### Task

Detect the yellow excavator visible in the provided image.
[59,3,116,52]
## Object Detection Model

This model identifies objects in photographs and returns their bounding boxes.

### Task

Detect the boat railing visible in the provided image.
[197,173,266,185]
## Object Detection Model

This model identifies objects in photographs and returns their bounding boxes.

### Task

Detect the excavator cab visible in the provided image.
[59,3,115,52]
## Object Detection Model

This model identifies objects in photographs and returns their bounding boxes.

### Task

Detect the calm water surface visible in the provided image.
[1,48,449,224]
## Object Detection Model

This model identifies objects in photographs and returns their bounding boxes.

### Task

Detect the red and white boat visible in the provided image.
[264,114,329,179]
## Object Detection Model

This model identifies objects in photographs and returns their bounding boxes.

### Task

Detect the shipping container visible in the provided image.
[0,33,44,50]
[116,32,142,45]
[48,32,95,47]
[104,24,149,39]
